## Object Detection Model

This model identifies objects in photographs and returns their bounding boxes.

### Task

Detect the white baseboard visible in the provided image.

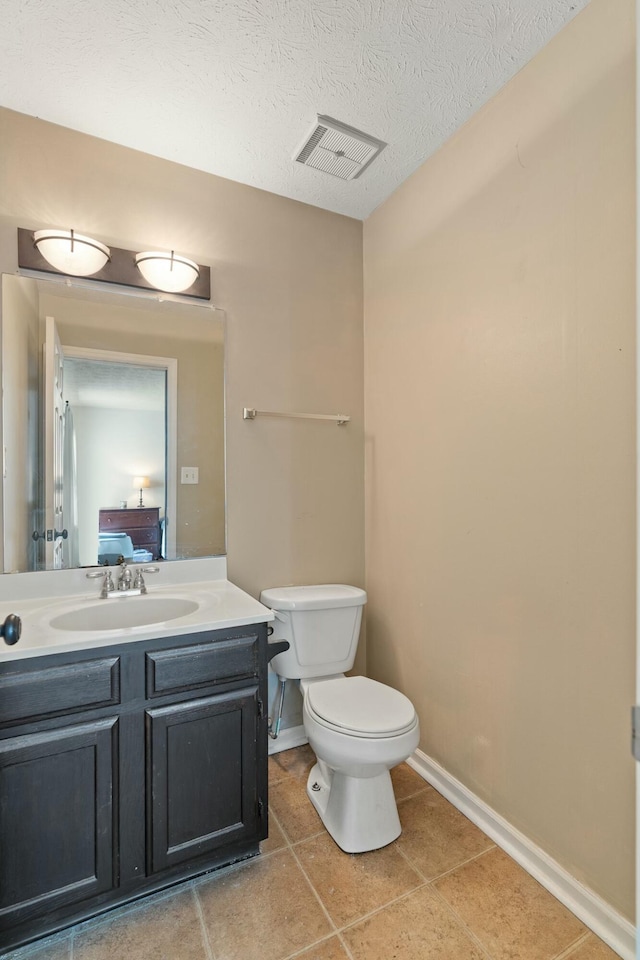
[408,749,635,960]
[267,724,308,756]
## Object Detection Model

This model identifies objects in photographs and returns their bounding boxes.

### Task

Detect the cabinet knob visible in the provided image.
[1,614,21,645]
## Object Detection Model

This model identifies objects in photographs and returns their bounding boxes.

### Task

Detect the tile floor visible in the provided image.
[4,745,621,960]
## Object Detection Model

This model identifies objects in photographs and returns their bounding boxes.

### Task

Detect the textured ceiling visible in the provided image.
[0,0,588,219]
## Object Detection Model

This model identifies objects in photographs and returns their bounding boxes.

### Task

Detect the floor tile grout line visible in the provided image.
[265,803,328,852]
[332,878,432,935]
[291,828,327,846]
[429,880,498,960]
[191,884,216,960]
[394,841,431,883]
[268,802,314,851]
[395,785,431,803]
[335,930,357,960]
[550,931,594,960]
[262,803,293,855]
[268,795,328,848]
[267,802,287,838]
[398,844,497,883]
[285,841,363,960]
[287,841,340,937]
[267,774,293,789]
[289,831,448,943]
[279,931,353,960]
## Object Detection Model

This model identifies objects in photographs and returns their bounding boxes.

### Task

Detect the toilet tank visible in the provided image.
[259,585,367,680]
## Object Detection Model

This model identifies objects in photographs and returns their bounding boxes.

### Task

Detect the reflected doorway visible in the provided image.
[62,348,178,567]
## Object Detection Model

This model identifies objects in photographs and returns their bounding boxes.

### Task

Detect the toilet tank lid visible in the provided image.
[259,584,366,611]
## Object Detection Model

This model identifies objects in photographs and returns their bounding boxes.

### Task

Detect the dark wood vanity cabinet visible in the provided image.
[0,623,269,951]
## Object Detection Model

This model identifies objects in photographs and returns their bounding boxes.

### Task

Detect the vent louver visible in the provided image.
[294,116,386,181]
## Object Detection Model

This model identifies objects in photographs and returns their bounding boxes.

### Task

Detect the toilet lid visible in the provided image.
[306,676,416,738]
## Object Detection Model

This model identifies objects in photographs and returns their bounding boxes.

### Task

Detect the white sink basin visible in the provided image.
[50,596,200,632]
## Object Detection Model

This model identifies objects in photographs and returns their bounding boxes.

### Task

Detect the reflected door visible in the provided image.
[44,316,65,569]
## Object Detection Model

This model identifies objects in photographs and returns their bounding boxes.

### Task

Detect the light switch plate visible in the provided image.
[181,467,199,484]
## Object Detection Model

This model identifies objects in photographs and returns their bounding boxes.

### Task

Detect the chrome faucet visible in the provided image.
[86,563,159,598]
[117,561,133,591]
[133,567,146,593]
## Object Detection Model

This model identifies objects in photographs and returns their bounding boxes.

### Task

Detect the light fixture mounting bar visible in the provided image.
[17,228,211,301]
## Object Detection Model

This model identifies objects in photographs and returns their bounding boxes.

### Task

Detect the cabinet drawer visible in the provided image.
[100,509,159,530]
[146,636,258,697]
[0,658,120,726]
[131,528,159,546]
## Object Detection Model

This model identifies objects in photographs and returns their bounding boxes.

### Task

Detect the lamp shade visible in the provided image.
[135,250,199,293]
[33,229,110,277]
[133,476,150,490]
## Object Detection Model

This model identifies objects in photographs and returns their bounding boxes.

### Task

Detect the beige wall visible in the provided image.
[364,0,635,919]
[1,275,39,572]
[73,405,165,566]
[0,108,365,648]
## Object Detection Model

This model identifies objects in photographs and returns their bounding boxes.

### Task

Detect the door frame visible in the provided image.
[636,0,639,949]
[62,346,178,560]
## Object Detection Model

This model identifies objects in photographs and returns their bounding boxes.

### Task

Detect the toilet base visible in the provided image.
[306,761,401,853]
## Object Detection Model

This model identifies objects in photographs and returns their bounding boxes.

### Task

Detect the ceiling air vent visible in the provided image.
[294,115,387,181]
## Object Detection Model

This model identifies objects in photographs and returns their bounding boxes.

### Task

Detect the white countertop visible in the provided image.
[0,564,274,661]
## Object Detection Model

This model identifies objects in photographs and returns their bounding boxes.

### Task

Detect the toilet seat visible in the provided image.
[305,676,417,739]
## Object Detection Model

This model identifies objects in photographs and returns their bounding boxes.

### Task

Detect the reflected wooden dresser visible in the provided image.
[99,507,161,559]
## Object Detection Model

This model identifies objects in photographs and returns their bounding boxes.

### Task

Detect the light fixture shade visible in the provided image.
[33,229,110,277]
[133,476,150,490]
[135,250,199,293]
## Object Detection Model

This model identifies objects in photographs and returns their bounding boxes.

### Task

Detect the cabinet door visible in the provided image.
[0,717,118,932]
[147,687,260,874]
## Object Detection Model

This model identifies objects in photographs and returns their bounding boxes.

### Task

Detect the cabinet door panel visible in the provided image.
[147,688,258,874]
[0,718,118,930]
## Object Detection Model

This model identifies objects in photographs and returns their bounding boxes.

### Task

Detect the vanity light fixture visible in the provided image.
[33,229,111,277]
[19,227,211,300]
[135,250,200,294]
[133,476,150,508]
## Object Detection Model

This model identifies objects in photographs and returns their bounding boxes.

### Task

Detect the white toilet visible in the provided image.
[260,584,420,853]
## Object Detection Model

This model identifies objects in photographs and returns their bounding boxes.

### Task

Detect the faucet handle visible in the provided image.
[134,565,158,594]
[101,571,115,598]
[133,568,146,593]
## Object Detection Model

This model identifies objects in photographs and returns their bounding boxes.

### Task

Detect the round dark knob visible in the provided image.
[1,614,21,645]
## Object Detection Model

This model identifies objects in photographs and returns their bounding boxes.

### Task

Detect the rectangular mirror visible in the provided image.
[1,273,226,573]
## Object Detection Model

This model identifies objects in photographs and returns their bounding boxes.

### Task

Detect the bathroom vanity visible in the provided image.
[0,564,275,951]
